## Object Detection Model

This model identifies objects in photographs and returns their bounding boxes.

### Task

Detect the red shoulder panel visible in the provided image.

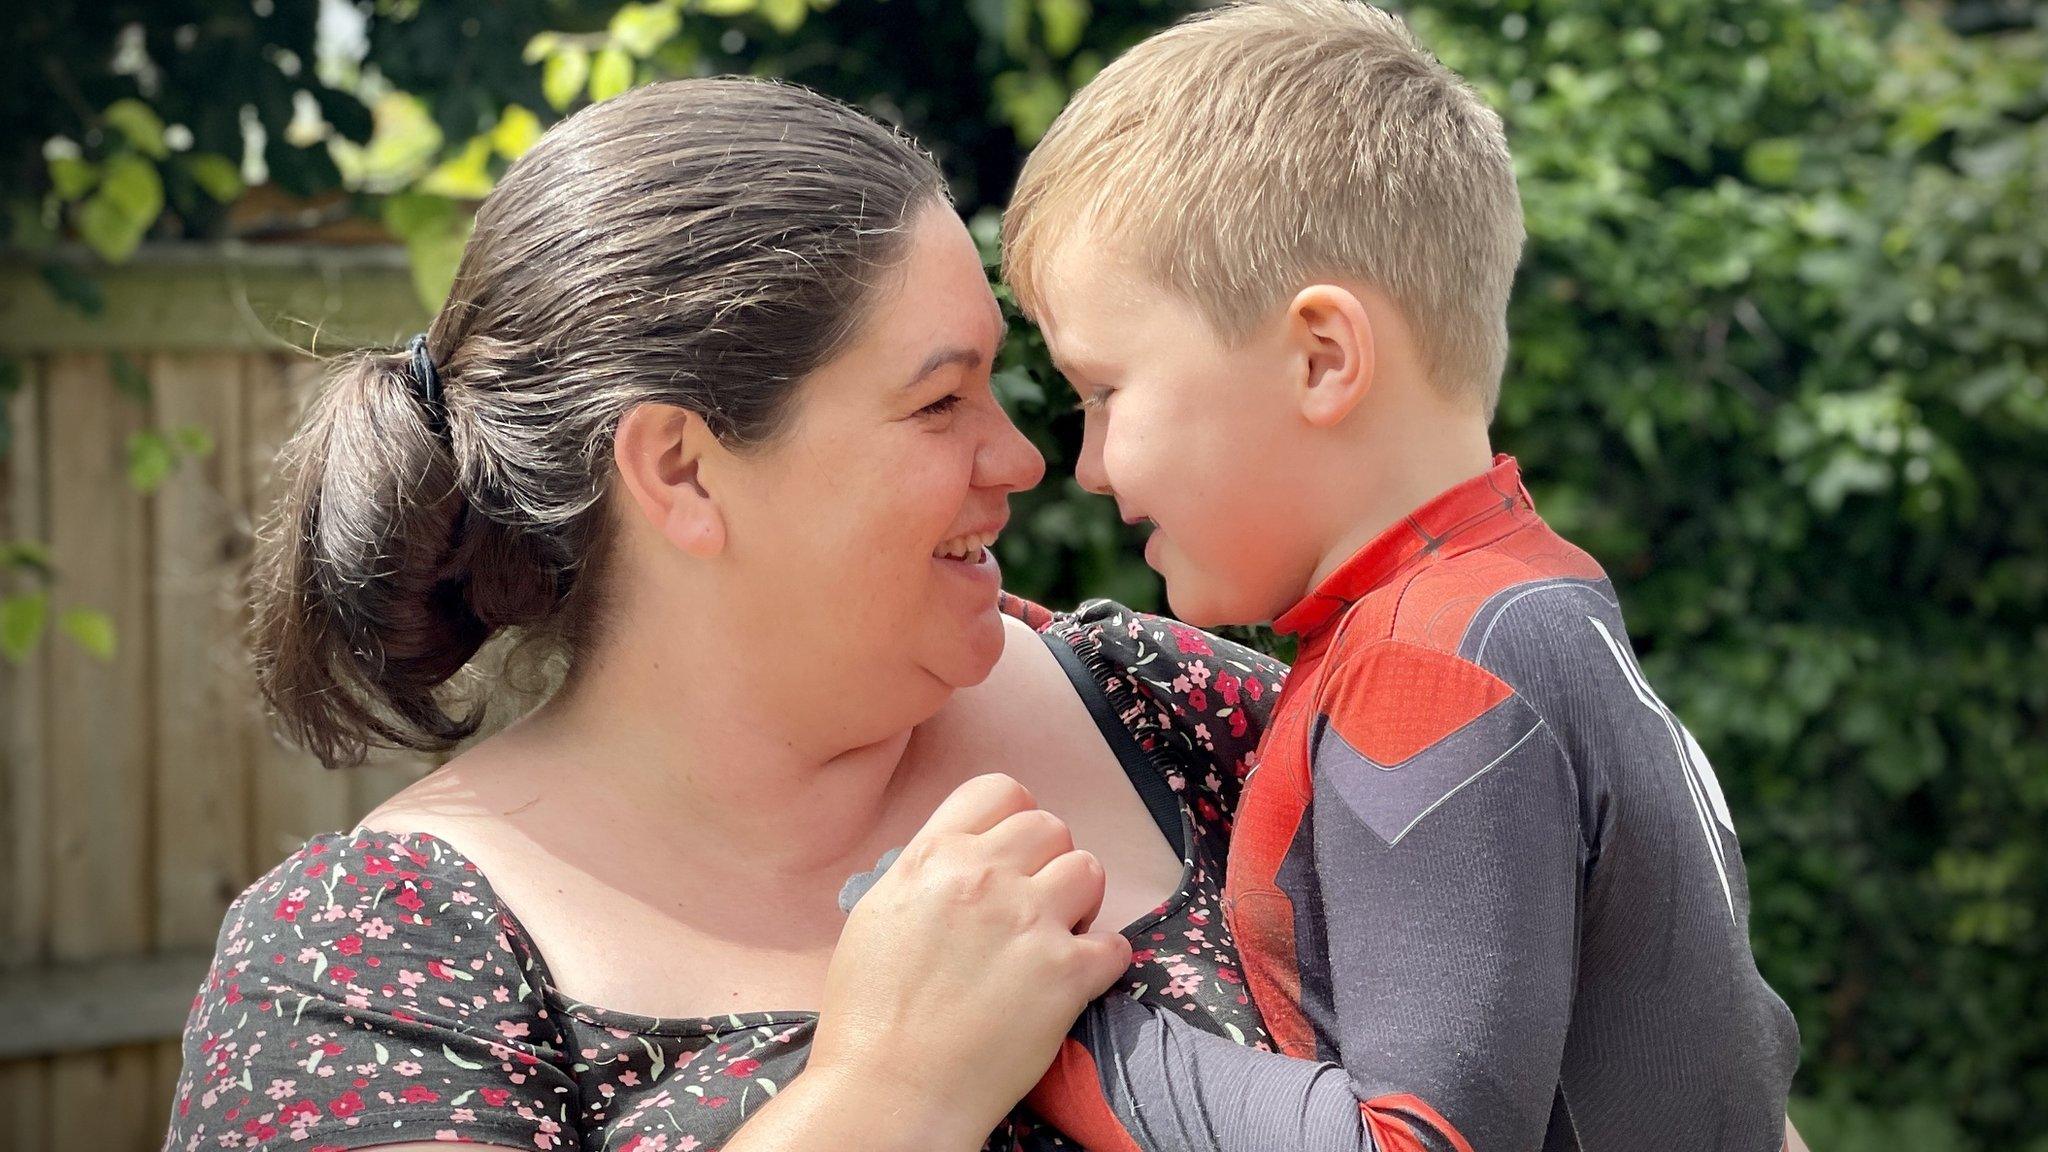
[1318,641,1513,768]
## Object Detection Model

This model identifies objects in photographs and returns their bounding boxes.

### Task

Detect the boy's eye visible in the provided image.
[1073,388,1112,413]
[918,393,964,417]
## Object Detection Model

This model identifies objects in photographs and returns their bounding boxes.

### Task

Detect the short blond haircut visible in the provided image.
[1003,0,1524,413]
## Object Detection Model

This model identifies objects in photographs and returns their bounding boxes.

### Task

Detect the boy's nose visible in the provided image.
[1075,418,1112,497]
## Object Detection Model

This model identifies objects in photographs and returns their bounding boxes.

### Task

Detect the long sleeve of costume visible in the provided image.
[1030,637,1580,1152]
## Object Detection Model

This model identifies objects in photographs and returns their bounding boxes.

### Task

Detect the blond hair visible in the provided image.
[1003,0,1524,413]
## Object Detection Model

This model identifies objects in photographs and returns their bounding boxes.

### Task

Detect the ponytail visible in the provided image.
[249,344,540,768]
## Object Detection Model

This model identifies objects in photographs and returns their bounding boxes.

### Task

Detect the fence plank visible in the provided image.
[152,352,255,949]
[0,246,427,354]
[244,355,351,871]
[150,352,256,1140]
[43,352,157,1152]
[1,354,52,1152]
[0,951,213,1059]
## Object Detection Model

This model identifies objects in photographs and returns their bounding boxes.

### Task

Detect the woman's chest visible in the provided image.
[558,836,1269,1150]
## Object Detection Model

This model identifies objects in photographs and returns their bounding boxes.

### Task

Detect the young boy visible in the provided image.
[1002,2,1800,1150]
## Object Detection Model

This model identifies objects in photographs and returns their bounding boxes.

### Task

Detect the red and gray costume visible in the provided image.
[1035,456,1799,1152]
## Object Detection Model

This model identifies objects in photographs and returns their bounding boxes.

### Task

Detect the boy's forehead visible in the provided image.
[1032,238,1151,349]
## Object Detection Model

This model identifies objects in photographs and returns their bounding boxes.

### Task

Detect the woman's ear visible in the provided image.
[1287,283,1377,428]
[613,403,727,558]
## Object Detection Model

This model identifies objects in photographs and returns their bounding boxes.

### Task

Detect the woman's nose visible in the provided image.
[978,406,1047,493]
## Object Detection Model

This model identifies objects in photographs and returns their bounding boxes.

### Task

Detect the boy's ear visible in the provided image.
[1287,283,1376,428]
[613,402,728,559]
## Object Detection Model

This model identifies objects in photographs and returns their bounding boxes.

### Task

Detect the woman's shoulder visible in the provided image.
[170,829,578,1147]
[218,827,549,1005]
[1008,594,1290,802]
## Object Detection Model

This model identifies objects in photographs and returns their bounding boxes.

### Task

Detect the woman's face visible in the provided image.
[714,202,1045,716]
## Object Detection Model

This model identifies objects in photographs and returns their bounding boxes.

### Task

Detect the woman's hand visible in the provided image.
[804,772,1133,1149]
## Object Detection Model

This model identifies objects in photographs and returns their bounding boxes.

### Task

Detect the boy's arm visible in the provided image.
[1028,637,1583,1152]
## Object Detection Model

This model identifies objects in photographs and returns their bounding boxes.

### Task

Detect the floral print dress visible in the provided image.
[164,599,1286,1151]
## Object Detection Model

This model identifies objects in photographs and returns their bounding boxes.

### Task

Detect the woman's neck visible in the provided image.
[508,630,938,877]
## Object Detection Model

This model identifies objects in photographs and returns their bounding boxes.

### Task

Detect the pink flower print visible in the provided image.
[265,1078,296,1100]
[279,1099,318,1123]
[477,1087,512,1107]
[392,1060,422,1076]
[397,969,426,990]
[274,898,305,922]
[334,934,363,956]
[724,1057,762,1077]
[1229,709,1250,738]
[1187,687,1208,712]
[394,887,425,912]
[399,1085,440,1104]
[617,1070,640,1087]
[328,1090,365,1118]
[1172,626,1214,656]
[1186,660,1211,688]
[361,917,394,940]
[362,856,397,876]
[496,1020,531,1040]
[704,1096,729,1109]
[1214,670,1242,706]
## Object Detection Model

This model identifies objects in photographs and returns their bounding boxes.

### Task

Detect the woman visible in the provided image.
[165,78,1281,1150]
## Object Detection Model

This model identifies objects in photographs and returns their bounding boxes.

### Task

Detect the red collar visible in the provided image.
[1274,454,1535,641]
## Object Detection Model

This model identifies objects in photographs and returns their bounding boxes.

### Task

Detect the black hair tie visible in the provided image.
[406,333,447,431]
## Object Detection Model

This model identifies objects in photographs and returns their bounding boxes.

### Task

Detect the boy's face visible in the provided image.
[1031,240,1322,627]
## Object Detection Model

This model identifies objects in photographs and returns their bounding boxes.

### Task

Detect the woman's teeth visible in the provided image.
[934,530,998,562]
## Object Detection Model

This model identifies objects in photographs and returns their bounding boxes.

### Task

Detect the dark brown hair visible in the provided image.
[250,78,948,769]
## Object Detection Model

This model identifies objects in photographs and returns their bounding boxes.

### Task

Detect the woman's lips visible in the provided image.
[934,543,1001,585]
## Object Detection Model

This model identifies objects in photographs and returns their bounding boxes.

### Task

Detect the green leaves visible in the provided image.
[610,3,682,57]
[182,154,243,204]
[58,608,115,661]
[77,153,164,261]
[589,47,635,102]
[542,46,592,111]
[383,191,474,310]
[102,99,169,159]
[0,593,47,664]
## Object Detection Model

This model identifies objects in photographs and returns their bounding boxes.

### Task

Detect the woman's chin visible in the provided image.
[923,599,1010,690]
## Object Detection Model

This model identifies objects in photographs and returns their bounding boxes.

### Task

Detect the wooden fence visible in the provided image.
[0,245,436,1151]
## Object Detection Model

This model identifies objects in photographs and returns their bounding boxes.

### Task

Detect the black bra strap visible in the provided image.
[1038,629,1186,859]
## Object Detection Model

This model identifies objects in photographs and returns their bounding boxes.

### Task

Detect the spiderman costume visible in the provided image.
[1030,455,1799,1152]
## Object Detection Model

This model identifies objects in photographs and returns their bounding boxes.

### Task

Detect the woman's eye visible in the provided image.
[918,393,964,417]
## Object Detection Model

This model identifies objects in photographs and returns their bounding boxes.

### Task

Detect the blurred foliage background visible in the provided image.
[4,0,2044,1147]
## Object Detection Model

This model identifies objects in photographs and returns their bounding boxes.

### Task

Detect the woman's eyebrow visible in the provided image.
[899,346,984,391]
